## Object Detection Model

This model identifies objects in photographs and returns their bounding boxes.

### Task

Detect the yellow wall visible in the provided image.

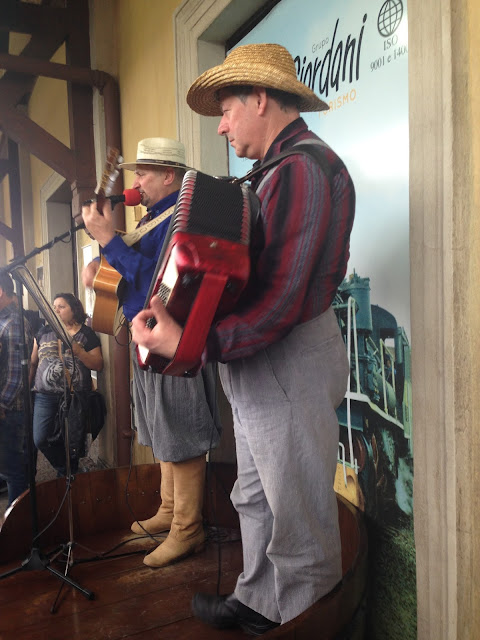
[457,0,480,634]
[470,0,480,229]
[102,0,184,464]
[22,1,184,466]
[0,177,11,266]
[115,0,183,199]
[1,33,38,265]
[28,45,70,252]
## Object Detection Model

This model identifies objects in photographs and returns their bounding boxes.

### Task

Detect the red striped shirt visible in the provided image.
[207,118,355,362]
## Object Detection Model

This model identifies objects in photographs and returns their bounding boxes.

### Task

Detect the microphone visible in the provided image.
[78,189,142,235]
[82,189,142,208]
[108,189,142,207]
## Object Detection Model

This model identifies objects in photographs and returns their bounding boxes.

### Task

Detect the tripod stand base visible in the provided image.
[0,546,94,601]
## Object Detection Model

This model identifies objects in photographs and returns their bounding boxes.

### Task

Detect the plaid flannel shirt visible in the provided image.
[0,301,32,411]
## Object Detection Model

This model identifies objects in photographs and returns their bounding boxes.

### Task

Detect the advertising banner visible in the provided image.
[230,0,409,336]
[230,2,415,636]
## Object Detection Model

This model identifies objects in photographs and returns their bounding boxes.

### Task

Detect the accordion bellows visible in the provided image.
[136,170,257,377]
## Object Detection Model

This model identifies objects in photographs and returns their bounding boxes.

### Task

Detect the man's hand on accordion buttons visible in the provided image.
[131,296,182,360]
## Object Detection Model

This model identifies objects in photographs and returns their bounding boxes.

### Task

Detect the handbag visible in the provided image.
[86,387,107,441]
[52,340,106,462]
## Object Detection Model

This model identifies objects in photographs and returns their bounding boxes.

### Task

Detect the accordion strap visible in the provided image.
[231,141,334,231]
[57,339,73,392]
[233,140,334,186]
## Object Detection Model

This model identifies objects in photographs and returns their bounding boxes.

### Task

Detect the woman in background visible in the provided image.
[30,293,103,476]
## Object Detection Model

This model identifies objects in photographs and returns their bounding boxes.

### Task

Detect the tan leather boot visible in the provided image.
[143,454,206,567]
[131,461,174,534]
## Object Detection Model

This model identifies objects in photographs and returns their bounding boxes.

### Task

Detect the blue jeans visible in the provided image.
[33,392,73,476]
[0,409,28,506]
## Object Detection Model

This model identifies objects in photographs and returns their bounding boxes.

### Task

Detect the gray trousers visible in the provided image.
[132,345,221,462]
[219,307,348,624]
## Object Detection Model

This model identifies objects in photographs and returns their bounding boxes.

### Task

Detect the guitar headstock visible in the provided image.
[95,147,123,198]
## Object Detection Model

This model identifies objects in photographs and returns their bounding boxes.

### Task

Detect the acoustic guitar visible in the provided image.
[87,148,126,336]
[90,204,174,335]
[91,254,126,335]
[87,149,171,335]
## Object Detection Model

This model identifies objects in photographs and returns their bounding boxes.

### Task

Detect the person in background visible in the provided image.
[82,138,221,568]
[30,293,103,476]
[132,44,356,635]
[0,271,33,507]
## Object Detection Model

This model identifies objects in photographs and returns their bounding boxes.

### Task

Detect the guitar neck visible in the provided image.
[94,147,122,214]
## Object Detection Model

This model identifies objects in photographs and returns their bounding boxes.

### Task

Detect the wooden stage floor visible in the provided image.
[0,527,246,640]
[0,463,367,640]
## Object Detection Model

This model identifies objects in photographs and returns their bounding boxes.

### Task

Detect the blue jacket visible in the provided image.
[101,191,178,321]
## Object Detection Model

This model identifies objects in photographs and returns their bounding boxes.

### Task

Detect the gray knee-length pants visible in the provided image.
[132,344,221,462]
[219,307,348,624]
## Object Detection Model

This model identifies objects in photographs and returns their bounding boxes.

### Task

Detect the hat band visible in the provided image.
[137,157,186,167]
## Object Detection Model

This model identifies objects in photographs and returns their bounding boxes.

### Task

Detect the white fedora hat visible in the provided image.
[119,137,189,171]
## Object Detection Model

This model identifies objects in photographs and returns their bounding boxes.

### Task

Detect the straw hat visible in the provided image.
[187,43,329,116]
[119,137,189,171]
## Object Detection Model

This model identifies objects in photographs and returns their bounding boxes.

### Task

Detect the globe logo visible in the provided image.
[377,0,404,37]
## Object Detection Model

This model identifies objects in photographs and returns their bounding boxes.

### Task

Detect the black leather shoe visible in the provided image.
[192,592,280,636]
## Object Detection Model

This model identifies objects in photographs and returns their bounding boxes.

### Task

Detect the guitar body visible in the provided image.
[83,147,126,336]
[91,254,125,335]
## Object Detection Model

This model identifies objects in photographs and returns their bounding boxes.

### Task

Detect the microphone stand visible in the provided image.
[3,220,85,276]
[0,257,94,608]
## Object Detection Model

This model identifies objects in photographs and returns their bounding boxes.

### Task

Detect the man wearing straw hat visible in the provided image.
[82,138,221,569]
[132,44,355,634]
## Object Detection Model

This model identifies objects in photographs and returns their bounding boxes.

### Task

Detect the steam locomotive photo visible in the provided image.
[333,272,413,525]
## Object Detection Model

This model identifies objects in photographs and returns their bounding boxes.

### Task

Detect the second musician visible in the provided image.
[82,138,221,568]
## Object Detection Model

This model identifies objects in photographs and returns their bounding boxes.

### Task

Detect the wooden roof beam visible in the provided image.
[6,138,23,258]
[0,102,75,182]
[0,158,12,183]
[0,220,14,244]
[0,2,76,108]
[0,52,110,89]
[0,3,72,38]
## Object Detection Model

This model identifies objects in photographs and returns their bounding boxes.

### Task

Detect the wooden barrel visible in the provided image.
[265,493,368,639]
[0,463,367,638]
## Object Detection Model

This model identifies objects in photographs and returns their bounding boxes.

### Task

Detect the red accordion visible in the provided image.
[136,169,257,376]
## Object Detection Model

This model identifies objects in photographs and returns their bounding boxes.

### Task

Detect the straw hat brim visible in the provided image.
[187,63,329,117]
[119,160,190,171]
